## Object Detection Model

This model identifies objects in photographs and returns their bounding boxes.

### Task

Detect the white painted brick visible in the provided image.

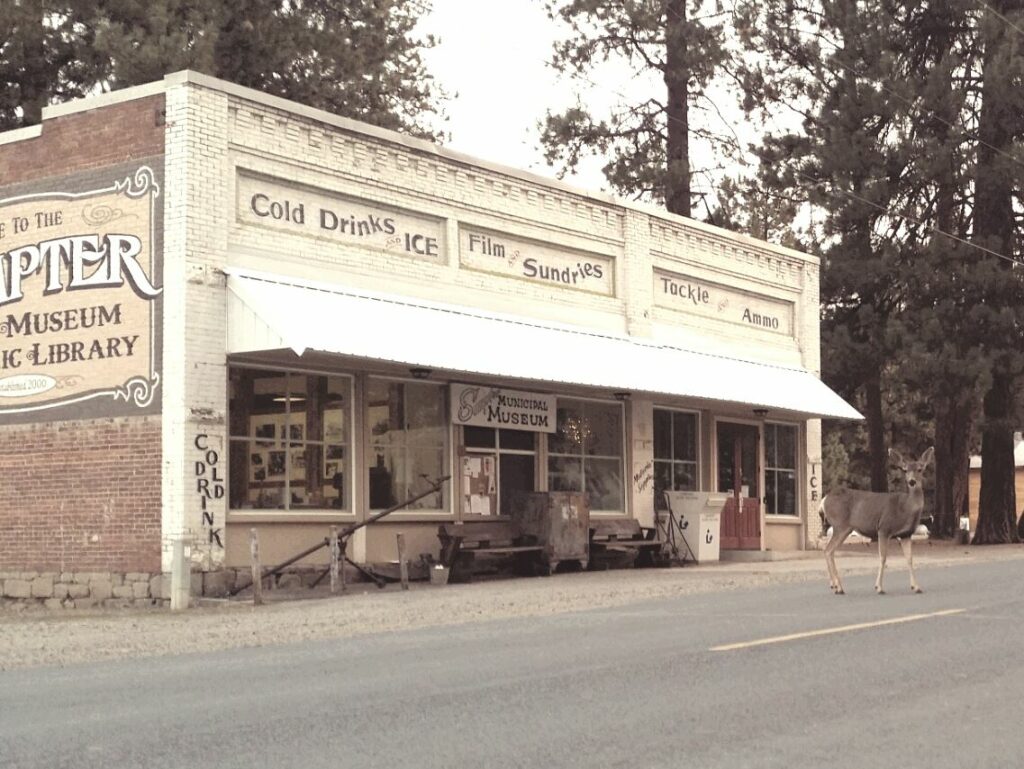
[154,77,828,562]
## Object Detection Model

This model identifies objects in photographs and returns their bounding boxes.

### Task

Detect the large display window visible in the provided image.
[548,398,625,513]
[228,368,352,511]
[366,378,448,511]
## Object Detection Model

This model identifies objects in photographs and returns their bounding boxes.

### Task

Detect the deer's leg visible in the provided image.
[875,537,889,594]
[825,526,853,594]
[899,537,922,593]
[822,527,838,592]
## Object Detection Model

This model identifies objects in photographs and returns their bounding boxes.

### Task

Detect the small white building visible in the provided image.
[0,72,858,602]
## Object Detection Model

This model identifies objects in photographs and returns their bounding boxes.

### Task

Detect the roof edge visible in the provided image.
[2,69,817,267]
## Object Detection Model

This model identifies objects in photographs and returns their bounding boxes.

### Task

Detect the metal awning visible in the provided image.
[225,269,861,421]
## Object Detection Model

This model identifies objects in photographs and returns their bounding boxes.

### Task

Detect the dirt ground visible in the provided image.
[2,541,1022,671]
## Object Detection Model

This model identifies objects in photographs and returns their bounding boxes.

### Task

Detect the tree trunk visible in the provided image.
[932,397,955,538]
[932,394,974,539]
[950,396,973,538]
[864,374,887,492]
[664,0,691,217]
[974,373,1019,543]
[20,0,47,126]
[973,0,1021,543]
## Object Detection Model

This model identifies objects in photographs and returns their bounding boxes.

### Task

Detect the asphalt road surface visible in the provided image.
[2,559,1022,769]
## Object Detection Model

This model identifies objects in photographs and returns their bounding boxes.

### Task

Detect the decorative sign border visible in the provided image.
[0,165,163,417]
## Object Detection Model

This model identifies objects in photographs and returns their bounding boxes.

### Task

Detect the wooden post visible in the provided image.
[169,536,190,611]
[250,528,263,606]
[339,535,347,594]
[397,533,409,591]
[329,526,339,594]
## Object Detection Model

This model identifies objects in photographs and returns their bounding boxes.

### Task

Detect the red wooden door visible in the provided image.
[717,422,761,550]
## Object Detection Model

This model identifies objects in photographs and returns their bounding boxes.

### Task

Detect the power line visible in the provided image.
[558,21,1023,267]
[973,0,1024,37]
[759,8,1024,172]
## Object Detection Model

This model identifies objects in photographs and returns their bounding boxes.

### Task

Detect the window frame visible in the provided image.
[461,426,539,518]
[365,375,451,514]
[547,395,627,515]
[652,406,702,508]
[764,420,801,518]
[227,364,355,518]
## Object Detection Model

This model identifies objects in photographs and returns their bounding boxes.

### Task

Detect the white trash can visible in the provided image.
[666,492,725,563]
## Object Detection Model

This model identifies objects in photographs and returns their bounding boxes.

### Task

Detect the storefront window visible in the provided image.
[229,368,351,511]
[548,399,624,512]
[653,409,699,509]
[765,423,798,516]
[367,379,447,511]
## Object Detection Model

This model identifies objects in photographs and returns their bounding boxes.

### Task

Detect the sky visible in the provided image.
[416,1,754,208]
[417,1,624,193]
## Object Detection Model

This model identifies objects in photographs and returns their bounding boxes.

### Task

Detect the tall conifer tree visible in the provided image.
[0,0,103,130]
[1,0,445,140]
[540,0,728,216]
[972,0,1023,544]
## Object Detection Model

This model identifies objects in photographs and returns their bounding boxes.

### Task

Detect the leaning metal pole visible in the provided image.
[229,475,450,596]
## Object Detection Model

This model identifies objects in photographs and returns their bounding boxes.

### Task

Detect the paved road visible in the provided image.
[2,559,1022,769]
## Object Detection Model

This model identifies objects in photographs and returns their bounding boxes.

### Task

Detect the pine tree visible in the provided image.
[972,0,1024,544]
[2,0,446,140]
[540,0,728,216]
[0,0,104,130]
[848,0,980,538]
[742,2,1022,536]
[740,0,910,491]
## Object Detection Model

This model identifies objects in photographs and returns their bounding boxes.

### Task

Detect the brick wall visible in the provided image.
[0,418,162,572]
[0,95,166,577]
[0,95,165,185]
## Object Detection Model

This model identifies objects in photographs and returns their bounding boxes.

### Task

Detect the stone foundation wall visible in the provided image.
[0,571,169,610]
[0,566,366,609]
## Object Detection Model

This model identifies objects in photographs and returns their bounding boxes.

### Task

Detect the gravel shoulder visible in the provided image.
[2,542,1021,671]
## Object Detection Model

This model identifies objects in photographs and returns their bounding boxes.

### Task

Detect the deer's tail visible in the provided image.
[818,496,829,537]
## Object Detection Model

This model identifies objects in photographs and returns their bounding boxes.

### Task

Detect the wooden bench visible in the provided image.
[589,518,665,568]
[437,521,545,582]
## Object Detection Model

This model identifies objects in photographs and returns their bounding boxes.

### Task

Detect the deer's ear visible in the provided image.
[919,447,934,468]
[889,448,905,466]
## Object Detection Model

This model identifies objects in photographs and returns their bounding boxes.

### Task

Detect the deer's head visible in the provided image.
[889,447,934,491]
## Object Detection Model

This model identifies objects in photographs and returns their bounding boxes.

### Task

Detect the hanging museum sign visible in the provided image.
[236,171,446,263]
[0,164,163,419]
[653,268,795,336]
[451,383,556,433]
[459,225,615,296]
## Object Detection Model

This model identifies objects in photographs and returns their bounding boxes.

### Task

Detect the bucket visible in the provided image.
[429,565,450,586]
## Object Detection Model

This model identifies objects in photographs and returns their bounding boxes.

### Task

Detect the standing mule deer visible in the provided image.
[821,447,934,595]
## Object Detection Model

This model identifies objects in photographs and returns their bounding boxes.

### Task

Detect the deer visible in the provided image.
[820,447,934,595]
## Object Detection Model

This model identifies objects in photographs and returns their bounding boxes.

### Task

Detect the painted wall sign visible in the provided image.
[236,171,445,263]
[459,226,615,296]
[451,383,557,433]
[0,165,162,417]
[653,269,794,336]
[194,433,225,549]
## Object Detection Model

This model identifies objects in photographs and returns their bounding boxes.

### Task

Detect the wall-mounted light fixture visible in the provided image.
[613,392,631,402]
[753,408,769,417]
[409,367,432,380]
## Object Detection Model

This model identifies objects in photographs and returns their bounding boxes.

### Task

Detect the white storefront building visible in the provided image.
[0,71,859,594]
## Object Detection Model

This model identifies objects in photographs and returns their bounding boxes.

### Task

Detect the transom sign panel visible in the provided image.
[653,268,795,337]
